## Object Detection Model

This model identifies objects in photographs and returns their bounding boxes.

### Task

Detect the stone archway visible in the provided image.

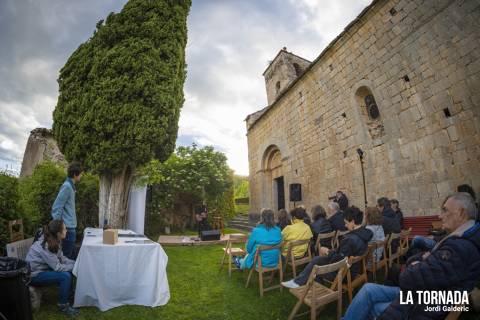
[262,146,285,211]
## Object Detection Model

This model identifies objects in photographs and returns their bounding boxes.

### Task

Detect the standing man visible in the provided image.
[52,163,82,260]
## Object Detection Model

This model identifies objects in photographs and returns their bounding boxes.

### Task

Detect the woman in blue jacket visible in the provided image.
[234,208,282,269]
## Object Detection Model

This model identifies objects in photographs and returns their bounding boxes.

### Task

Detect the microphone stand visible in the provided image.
[357,148,367,208]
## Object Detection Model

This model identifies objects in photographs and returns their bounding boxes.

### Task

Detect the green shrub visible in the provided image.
[19,162,65,236]
[18,162,99,237]
[76,173,99,235]
[0,172,21,253]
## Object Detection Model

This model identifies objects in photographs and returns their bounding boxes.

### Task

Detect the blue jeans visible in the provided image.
[343,283,400,320]
[62,228,76,260]
[294,256,332,285]
[30,271,73,304]
[411,236,436,251]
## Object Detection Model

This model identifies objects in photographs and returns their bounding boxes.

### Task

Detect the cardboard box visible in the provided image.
[103,229,118,245]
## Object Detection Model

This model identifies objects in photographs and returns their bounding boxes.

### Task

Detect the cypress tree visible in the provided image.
[53,0,191,228]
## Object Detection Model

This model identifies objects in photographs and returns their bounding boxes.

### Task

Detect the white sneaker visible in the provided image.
[281,279,300,289]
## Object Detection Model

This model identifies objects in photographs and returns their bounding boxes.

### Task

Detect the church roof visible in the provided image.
[262,47,311,76]
[246,0,379,131]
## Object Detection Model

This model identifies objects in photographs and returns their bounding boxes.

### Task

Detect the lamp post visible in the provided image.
[357,148,367,208]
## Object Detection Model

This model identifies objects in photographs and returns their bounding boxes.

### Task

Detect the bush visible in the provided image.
[0,172,21,254]
[18,162,99,237]
[19,162,65,236]
[76,173,99,236]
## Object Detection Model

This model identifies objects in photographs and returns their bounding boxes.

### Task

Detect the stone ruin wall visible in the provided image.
[247,0,480,216]
[20,128,67,177]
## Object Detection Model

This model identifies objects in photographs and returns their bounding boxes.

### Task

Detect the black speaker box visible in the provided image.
[289,183,302,202]
[200,230,221,241]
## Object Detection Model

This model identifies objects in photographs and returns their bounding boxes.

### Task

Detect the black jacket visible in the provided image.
[378,222,480,320]
[311,217,333,248]
[329,226,373,277]
[383,207,402,253]
[382,207,402,235]
[328,211,347,231]
[335,194,349,211]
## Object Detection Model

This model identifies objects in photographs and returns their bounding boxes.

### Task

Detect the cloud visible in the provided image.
[0,0,372,176]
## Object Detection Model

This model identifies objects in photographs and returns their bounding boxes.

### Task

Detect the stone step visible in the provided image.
[227,222,254,232]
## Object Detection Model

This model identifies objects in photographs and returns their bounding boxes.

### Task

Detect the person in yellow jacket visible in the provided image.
[282,207,313,257]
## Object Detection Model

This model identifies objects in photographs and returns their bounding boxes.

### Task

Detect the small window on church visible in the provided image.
[365,94,380,120]
[276,81,281,94]
[293,63,302,77]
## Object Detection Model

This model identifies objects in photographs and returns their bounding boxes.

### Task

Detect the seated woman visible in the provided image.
[310,205,333,252]
[276,208,291,231]
[282,207,372,288]
[26,219,78,316]
[282,207,313,259]
[234,208,282,269]
[364,207,385,267]
[390,199,404,229]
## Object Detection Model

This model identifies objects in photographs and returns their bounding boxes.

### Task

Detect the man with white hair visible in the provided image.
[327,202,347,231]
[343,192,480,320]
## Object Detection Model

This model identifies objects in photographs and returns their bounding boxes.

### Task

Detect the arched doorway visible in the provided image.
[263,146,285,210]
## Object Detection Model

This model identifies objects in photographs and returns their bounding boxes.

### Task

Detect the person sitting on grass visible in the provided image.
[26,219,78,317]
[282,206,372,288]
[234,208,282,269]
[342,192,480,320]
[281,207,313,260]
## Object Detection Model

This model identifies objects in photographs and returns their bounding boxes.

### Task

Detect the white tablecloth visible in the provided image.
[73,228,170,311]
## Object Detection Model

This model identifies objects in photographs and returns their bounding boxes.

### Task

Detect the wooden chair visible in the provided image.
[366,238,389,282]
[333,230,349,249]
[245,243,283,297]
[287,257,348,320]
[346,253,368,303]
[314,231,336,253]
[387,232,402,267]
[285,239,313,278]
[220,234,248,277]
[398,228,411,256]
[8,219,24,242]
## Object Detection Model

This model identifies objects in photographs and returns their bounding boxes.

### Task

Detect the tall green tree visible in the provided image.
[53,0,191,228]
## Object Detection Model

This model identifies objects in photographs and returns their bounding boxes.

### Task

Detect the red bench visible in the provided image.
[403,215,441,240]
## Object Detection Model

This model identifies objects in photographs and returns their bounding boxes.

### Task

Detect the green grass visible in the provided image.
[33,245,479,320]
[160,228,247,236]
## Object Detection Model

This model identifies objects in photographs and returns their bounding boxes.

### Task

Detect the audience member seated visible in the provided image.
[281,207,313,259]
[365,207,385,266]
[458,183,478,213]
[281,207,372,288]
[334,190,349,211]
[276,208,291,231]
[310,205,333,251]
[234,208,282,269]
[295,205,312,225]
[377,197,401,252]
[343,192,480,320]
[390,199,404,230]
[327,202,347,231]
[26,219,78,316]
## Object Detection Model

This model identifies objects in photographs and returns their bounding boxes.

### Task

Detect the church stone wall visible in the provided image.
[247,0,480,216]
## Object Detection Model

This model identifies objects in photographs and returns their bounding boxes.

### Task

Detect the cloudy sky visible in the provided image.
[0,0,371,176]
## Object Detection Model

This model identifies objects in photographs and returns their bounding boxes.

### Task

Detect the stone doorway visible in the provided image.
[274,176,285,210]
[263,146,284,211]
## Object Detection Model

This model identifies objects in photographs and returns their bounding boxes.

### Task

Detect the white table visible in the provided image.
[73,228,170,311]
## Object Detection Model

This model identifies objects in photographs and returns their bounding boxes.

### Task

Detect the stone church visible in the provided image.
[246,0,480,216]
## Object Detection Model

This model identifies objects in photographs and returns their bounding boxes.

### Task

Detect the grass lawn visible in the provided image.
[34,242,479,320]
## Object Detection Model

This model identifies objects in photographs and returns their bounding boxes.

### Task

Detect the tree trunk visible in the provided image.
[99,165,135,229]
